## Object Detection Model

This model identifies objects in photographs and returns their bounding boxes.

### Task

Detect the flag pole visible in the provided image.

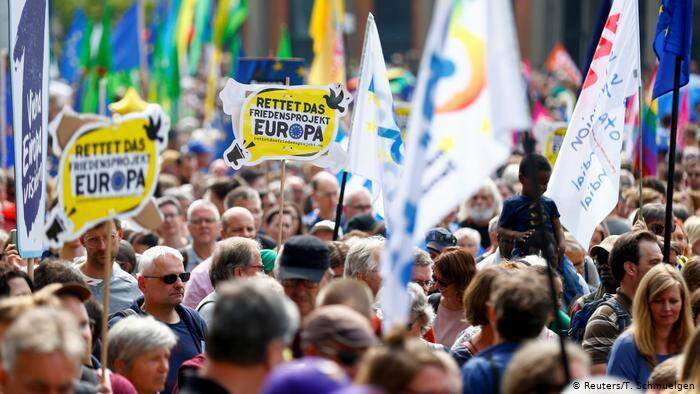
[98,78,107,115]
[637,86,644,209]
[100,220,114,382]
[0,50,7,172]
[333,171,348,240]
[663,56,682,264]
[137,0,149,98]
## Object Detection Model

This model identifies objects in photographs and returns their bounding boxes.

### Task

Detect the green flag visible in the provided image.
[82,6,113,114]
[277,24,292,58]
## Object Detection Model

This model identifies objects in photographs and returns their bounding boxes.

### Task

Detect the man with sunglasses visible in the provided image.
[76,219,141,314]
[109,246,207,394]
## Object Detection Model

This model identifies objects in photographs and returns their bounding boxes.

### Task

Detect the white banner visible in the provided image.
[546,0,640,247]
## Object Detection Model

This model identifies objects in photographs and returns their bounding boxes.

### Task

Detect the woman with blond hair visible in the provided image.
[607,264,693,386]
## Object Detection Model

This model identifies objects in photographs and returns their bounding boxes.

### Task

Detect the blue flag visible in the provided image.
[59,9,86,84]
[111,3,140,72]
[652,0,693,99]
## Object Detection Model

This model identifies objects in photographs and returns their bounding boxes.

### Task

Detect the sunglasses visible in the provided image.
[143,272,190,285]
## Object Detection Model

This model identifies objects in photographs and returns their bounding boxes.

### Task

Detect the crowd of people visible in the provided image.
[3,24,700,391]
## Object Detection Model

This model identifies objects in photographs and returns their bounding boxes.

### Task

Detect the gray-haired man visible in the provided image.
[109,246,207,394]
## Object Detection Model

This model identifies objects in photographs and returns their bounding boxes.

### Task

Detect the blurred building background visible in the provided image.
[242,0,700,73]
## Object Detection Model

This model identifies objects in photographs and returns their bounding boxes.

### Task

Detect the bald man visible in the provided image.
[303,171,340,229]
[183,207,259,308]
[343,188,373,225]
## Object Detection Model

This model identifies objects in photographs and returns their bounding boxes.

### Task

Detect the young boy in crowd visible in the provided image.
[498,153,566,261]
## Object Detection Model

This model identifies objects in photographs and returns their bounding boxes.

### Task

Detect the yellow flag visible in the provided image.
[308,0,346,85]
[176,0,197,65]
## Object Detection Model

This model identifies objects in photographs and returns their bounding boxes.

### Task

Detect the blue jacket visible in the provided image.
[461,342,520,394]
[108,296,207,354]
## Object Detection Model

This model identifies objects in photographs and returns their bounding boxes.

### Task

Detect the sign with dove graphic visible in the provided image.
[219,79,352,169]
[45,102,169,248]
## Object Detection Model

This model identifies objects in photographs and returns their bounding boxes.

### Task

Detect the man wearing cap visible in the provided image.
[582,231,662,374]
[76,220,142,314]
[425,228,457,259]
[299,305,376,378]
[157,197,189,250]
[278,235,331,318]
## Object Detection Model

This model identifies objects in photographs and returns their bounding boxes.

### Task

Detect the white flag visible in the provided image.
[546,0,640,248]
[380,0,530,330]
[345,14,402,220]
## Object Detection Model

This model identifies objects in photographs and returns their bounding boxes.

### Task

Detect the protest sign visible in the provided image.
[9,0,49,257]
[547,0,640,247]
[46,105,169,247]
[533,119,568,165]
[219,79,351,169]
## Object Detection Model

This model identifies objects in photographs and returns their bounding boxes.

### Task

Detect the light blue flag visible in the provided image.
[345,13,402,220]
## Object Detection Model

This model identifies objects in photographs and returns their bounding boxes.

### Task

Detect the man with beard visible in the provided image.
[457,182,501,249]
[109,246,207,394]
[76,220,141,314]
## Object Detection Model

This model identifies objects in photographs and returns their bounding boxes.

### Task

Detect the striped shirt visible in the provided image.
[582,289,633,365]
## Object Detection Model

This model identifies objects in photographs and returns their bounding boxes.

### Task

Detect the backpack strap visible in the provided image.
[602,297,631,333]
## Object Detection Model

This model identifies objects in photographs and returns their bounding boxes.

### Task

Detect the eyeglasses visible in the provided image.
[433,275,451,288]
[247,264,265,272]
[142,272,190,285]
[190,217,217,225]
[413,279,433,289]
[83,233,118,248]
[281,278,318,288]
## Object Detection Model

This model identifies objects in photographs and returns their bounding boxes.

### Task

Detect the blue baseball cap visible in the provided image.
[425,227,457,254]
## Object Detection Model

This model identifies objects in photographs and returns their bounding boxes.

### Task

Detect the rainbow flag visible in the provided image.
[634,68,658,177]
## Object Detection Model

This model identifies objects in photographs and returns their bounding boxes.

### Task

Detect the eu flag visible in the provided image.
[111,3,140,72]
[59,9,86,84]
[652,0,693,99]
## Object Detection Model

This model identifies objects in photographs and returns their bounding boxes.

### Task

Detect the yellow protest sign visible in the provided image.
[219,79,352,169]
[46,105,169,247]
